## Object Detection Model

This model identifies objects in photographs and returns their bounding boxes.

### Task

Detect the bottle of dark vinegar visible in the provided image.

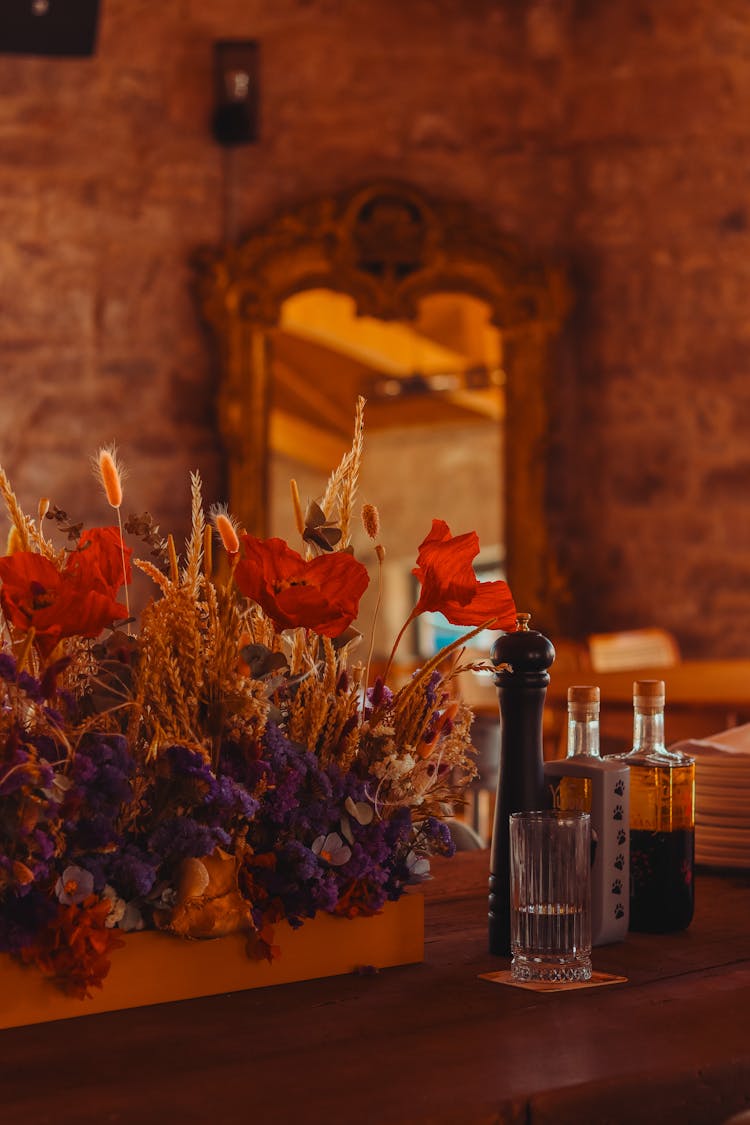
[620,679,695,933]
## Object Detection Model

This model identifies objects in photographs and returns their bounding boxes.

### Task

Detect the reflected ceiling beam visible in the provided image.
[364,381,503,424]
[280,291,472,377]
[273,326,389,380]
[272,357,353,437]
[444,388,504,421]
[364,391,502,429]
[269,409,349,473]
[271,328,383,405]
[274,329,501,426]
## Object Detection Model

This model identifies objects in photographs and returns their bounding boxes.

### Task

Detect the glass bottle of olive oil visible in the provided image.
[621,679,695,933]
[543,686,630,945]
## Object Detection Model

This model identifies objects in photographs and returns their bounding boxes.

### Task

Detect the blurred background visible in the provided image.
[0,0,747,665]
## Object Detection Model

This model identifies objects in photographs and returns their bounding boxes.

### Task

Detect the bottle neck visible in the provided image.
[566,714,601,758]
[633,708,666,753]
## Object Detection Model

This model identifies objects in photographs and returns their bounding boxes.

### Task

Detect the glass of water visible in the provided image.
[509,810,592,983]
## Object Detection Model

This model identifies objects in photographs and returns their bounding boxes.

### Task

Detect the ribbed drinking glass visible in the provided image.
[509,810,592,983]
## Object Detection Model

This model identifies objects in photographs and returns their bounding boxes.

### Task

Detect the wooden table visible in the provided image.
[1,851,749,1124]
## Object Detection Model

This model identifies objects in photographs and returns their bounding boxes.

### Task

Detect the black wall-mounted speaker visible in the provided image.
[0,0,101,57]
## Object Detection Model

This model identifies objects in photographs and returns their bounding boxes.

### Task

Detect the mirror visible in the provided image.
[269,287,504,661]
[197,181,568,633]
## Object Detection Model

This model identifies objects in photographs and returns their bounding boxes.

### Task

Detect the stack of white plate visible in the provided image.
[672,724,750,870]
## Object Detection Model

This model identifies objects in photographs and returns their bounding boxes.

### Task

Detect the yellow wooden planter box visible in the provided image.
[0,893,424,1031]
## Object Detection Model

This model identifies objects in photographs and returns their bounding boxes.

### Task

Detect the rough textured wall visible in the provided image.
[0,0,749,654]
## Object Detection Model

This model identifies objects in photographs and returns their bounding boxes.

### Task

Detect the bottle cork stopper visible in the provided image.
[633,679,665,710]
[567,685,600,706]
[567,684,600,719]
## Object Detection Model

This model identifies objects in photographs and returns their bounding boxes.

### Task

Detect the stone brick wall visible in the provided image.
[1,0,749,655]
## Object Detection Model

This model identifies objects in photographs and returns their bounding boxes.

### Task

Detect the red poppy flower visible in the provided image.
[412,519,516,629]
[234,534,369,637]
[0,527,131,658]
[67,526,132,597]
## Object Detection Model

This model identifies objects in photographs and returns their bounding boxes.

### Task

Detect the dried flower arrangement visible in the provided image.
[0,400,516,998]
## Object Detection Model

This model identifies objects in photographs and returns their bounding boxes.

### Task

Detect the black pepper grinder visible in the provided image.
[488,611,555,956]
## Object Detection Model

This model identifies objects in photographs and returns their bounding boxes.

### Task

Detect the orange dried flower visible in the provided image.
[20,896,124,999]
[212,510,240,556]
[361,504,380,541]
[95,446,124,510]
[333,878,381,919]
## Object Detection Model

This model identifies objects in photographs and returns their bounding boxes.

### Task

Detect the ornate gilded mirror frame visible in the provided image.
[197,181,569,628]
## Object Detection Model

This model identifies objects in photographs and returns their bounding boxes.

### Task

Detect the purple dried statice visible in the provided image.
[0,888,57,954]
[62,733,135,852]
[148,816,230,865]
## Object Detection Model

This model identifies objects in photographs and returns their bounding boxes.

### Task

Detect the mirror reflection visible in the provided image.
[268,288,505,667]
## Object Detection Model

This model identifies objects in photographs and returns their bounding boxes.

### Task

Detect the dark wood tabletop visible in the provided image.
[1,850,749,1125]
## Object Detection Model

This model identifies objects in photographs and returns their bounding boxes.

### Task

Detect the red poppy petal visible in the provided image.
[235,536,369,636]
[67,527,132,594]
[0,551,61,594]
[436,580,517,629]
[410,520,516,629]
[413,521,483,608]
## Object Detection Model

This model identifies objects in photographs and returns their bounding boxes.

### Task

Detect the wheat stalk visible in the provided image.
[338,396,365,546]
[321,395,366,540]
[0,466,35,552]
[203,524,213,581]
[182,472,205,603]
[167,535,179,583]
[134,558,174,595]
[183,471,205,596]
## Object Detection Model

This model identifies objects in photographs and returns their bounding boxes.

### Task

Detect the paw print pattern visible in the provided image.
[614,853,625,871]
[611,878,623,895]
[613,804,624,821]
[614,779,625,796]
[617,829,627,846]
[614,902,625,919]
